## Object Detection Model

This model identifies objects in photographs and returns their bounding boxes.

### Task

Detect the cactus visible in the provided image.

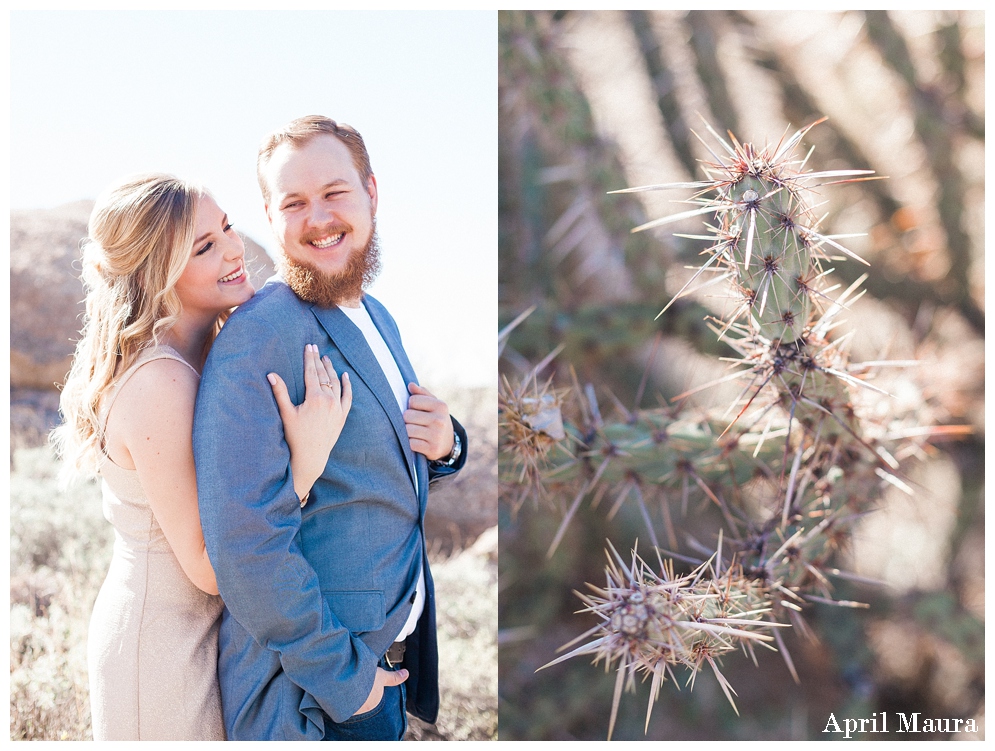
[500,120,953,736]
[500,378,787,555]
[540,541,779,738]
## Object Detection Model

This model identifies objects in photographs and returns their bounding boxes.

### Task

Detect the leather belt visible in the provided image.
[385,639,406,668]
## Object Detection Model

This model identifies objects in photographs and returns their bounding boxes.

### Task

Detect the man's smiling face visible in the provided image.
[262,133,378,280]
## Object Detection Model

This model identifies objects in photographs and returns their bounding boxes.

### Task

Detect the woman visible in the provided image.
[52,173,350,740]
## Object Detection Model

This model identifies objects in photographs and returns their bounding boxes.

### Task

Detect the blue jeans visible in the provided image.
[321,658,408,741]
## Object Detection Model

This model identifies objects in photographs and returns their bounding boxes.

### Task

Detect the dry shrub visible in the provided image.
[10,446,110,740]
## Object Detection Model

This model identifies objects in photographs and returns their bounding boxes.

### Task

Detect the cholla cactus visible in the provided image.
[499,373,570,512]
[617,118,882,441]
[541,542,780,739]
[501,120,949,734]
[500,378,786,555]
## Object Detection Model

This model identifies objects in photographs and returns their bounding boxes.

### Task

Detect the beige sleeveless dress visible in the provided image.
[87,345,225,740]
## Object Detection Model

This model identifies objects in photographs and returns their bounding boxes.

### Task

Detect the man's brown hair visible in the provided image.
[256,115,374,204]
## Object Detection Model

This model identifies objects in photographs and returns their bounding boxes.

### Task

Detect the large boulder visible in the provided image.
[10,201,275,390]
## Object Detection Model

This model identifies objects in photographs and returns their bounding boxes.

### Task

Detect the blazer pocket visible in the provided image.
[322,590,386,633]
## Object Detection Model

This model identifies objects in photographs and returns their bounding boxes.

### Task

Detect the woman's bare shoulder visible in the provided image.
[104,355,200,465]
[113,356,199,423]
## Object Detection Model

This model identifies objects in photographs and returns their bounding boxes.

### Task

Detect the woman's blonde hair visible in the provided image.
[53,173,207,479]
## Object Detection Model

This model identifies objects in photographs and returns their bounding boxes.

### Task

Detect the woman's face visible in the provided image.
[175,194,255,319]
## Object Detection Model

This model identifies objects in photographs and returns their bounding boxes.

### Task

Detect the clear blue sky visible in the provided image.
[10,10,496,389]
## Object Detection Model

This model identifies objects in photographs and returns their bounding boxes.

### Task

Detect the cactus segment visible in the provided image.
[634,119,876,348]
[539,544,781,738]
[499,375,791,554]
[725,176,812,343]
[499,374,572,503]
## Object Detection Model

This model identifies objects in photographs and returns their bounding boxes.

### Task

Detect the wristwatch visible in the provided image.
[432,430,462,467]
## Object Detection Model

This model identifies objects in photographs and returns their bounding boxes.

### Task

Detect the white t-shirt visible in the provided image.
[340,302,425,643]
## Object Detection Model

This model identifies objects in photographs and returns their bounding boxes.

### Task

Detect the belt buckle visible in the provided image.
[385,640,406,668]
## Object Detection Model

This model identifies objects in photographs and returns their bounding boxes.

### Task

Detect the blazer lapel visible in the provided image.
[364,298,431,509]
[309,302,420,495]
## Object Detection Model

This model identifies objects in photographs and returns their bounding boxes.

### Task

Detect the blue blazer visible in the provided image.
[193,280,465,740]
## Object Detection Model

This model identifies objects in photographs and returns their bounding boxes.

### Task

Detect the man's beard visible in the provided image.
[280,221,382,307]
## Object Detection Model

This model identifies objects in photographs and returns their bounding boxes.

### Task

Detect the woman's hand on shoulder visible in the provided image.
[267,344,353,502]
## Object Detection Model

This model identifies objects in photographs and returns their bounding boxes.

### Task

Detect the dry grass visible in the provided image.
[409,529,499,741]
[9,447,110,740]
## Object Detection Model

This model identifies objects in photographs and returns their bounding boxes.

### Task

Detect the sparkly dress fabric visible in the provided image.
[87,345,225,740]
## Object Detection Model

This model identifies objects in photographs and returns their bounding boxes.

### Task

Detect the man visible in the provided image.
[193,115,467,741]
